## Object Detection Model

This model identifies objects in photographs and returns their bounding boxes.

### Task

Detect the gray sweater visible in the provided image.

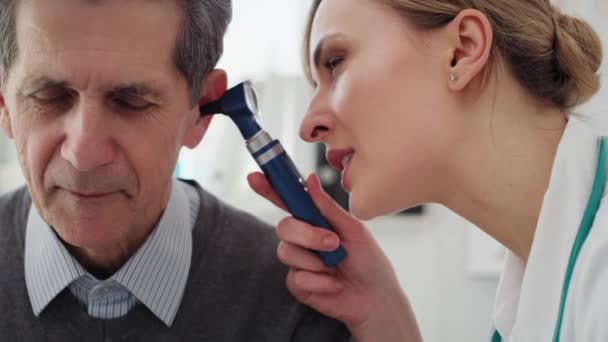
[0,183,350,341]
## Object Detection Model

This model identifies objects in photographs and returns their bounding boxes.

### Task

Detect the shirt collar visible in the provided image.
[25,178,197,326]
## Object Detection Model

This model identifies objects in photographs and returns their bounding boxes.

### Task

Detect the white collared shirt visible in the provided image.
[493,116,608,341]
[24,178,199,326]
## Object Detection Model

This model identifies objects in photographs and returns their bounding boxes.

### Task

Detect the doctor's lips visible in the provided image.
[326,149,355,172]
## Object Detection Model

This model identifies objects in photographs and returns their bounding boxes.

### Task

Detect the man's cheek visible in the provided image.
[10,144,33,193]
[0,112,13,139]
[17,133,47,189]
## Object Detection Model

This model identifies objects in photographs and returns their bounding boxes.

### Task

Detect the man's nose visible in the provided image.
[60,103,117,171]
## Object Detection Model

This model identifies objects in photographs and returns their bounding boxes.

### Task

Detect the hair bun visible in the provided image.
[551,9,603,108]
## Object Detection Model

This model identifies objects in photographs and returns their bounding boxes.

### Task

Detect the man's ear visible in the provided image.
[444,9,493,92]
[183,69,228,149]
[0,77,14,140]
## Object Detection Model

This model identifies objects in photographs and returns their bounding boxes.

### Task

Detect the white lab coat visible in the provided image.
[493,116,608,341]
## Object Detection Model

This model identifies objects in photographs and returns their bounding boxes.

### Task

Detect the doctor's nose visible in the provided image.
[299,105,335,143]
[60,103,117,171]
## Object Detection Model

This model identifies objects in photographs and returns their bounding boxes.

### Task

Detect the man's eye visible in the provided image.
[113,95,152,111]
[32,87,71,102]
[29,88,75,112]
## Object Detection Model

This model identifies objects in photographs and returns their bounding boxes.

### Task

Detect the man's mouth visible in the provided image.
[65,190,117,199]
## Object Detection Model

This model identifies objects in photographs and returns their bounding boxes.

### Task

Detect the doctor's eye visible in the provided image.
[323,55,345,75]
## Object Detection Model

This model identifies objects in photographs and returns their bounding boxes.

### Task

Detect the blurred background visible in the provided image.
[1,0,607,341]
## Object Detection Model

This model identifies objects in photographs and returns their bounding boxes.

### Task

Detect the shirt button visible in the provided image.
[91,283,113,297]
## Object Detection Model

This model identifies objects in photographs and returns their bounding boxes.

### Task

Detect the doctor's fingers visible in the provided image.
[287,268,344,296]
[277,241,337,273]
[305,174,366,237]
[277,216,341,252]
[247,172,288,212]
[249,171,365,240]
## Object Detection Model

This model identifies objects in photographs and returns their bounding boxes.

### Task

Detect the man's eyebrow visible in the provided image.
[107,83,161,100]
[22,76,70,92]
[20,77,163,100]
[312,33,346,72]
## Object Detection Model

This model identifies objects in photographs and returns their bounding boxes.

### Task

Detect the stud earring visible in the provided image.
[449,73,459,82]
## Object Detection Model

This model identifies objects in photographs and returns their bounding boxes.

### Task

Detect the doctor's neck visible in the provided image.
[440,71,567,262]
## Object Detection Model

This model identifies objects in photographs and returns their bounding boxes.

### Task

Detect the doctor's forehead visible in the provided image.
[308,0,399,66]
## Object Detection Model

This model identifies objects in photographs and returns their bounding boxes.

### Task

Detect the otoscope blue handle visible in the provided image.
[199,81,346,267]
[259,145,347,267]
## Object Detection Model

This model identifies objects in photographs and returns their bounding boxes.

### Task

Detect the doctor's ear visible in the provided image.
[183,69,228,149]
[0,77,14,140]
[444,9,493,92]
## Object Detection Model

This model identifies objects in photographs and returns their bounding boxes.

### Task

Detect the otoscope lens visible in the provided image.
[244,81,261,119]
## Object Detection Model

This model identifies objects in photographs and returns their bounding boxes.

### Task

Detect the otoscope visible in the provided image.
[200,81,347,267]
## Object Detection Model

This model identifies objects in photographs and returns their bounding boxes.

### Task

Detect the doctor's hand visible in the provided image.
[247,172,422,342]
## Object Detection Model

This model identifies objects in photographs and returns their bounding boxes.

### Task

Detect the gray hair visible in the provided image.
[0,0,232,106]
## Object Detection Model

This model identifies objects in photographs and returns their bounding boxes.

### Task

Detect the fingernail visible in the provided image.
[323,236,338,249]
[312,174,320,186]
[307,173,318,185]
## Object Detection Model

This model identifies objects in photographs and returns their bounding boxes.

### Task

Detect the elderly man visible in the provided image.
[0,0,350,341]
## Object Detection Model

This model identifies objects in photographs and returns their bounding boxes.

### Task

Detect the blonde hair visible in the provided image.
[303,0,603,110]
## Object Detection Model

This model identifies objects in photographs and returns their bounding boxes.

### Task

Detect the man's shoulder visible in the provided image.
[0,185,30,228]
[0,186,29,274]
[188,180,276,240]
[186,181,285,312]
[183,180,278,264]
[181,181,351,341]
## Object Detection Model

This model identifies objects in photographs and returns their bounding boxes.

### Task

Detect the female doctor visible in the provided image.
[248,0,605,341]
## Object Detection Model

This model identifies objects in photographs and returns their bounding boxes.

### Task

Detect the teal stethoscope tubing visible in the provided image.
[493,137,607,342]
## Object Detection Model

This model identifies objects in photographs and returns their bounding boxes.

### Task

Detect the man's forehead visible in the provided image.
[11,0,184,90]
[15,0,183,56]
